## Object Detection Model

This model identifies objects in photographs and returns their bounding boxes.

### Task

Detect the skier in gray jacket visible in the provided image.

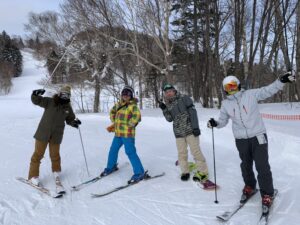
[207,72,295,210]
[159,84,209,182]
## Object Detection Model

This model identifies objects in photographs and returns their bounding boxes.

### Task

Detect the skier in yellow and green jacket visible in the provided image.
[101,86,146,184]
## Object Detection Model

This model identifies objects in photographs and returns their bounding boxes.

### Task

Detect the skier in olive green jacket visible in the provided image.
[28,85,81,186]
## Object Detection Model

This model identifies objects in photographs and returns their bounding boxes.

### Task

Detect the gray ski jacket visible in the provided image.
[162,92,199,138]
[216,79,285,139]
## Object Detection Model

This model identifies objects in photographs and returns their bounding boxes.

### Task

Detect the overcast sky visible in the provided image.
[0,0,64,37]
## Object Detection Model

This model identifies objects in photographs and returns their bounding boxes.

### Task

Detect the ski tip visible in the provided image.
[202,185,220,190]
[71,187,79,191]
[90,194,100,198]
[216,216,228,222]
[53,194,63,198]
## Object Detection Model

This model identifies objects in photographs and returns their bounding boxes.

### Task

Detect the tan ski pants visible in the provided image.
[28,140,61,179]
[176,135,208,174]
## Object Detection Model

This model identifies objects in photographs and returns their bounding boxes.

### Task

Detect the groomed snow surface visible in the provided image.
[0,50,299,225]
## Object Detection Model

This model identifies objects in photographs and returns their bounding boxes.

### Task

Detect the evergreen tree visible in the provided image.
[171,0,217,105]
[0,31,23,77]
[0,31,11,47]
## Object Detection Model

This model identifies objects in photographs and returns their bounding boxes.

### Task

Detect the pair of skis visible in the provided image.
[15,163,129,198]
[217,189,278,225]
[16,177,66,198]
[91,172,165,198]
[17,169,165,198]
[71,162,129,191]
[70,163,165,197]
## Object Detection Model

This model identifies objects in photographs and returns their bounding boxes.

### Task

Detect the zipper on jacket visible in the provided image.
[243,105,248,114]
[234,95,249,138]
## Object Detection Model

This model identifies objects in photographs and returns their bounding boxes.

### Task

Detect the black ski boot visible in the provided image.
[181,173,190,181]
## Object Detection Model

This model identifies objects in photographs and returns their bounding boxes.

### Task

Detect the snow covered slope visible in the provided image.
[0,50,299,225]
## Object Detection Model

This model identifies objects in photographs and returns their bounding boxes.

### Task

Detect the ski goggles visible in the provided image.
[224,82,239,94]
[59,92,71,100]
[163,84,175,92]
[121,89,132,97]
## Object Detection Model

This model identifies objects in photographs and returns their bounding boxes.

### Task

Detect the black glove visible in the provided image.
[158,101,166,110]
[207,118,218,128]
[279,71,295,83]
[32,89,45,96]
[192,128,201,136]
[70,118,81,128]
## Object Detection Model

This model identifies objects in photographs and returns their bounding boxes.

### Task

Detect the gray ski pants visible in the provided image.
[235,134,274,196]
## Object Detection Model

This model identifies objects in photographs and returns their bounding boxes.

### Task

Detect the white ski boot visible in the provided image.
[29,176,41,187]
[53,172,66,194]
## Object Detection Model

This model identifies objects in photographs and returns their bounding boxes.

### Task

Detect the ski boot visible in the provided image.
[53,172,66,194]
[100,164,119,177]
[262,194,274,215]
[29,176,41,187]
[128,171,150,184]
[240,185,257,203]
[181,173,190,181]
[193,171,208,183]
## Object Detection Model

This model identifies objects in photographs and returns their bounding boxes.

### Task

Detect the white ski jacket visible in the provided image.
[216,79,285,139]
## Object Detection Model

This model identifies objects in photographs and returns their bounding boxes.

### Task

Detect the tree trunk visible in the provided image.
[234,0,245,74]
[93,75,101,113]
[193,0,201,102]
[138,74,143,109]
[295,1,300,101]
[275,0,292,70]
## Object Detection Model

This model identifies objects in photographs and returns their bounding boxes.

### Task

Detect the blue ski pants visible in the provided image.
[106,136,144,175]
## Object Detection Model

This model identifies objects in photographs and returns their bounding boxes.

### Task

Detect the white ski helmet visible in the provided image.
[222,75,240,95]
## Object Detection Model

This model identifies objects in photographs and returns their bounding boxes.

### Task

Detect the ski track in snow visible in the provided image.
[0,50,299,225]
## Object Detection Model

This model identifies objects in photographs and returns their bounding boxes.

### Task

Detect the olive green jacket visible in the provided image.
[32,94,76,144]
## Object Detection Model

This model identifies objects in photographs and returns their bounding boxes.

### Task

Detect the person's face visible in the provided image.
[164,89,176,98]
[122,95,131,102]
[59,92,71,100]
[121,89,132,102]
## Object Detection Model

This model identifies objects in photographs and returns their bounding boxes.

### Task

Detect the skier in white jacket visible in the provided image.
[207,72,295,211]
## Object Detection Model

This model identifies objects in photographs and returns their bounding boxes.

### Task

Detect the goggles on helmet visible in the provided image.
[163,84,175,92]
[224,81,239,95]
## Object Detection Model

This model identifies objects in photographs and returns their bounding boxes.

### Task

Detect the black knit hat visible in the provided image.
[162,84,175,92]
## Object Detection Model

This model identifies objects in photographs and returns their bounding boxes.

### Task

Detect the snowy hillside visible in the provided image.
[0,50,300,225]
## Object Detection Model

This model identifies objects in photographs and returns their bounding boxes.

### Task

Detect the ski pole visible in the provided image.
[212,126,219,204]
[78,126,90,177]
[43,37,76,88]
